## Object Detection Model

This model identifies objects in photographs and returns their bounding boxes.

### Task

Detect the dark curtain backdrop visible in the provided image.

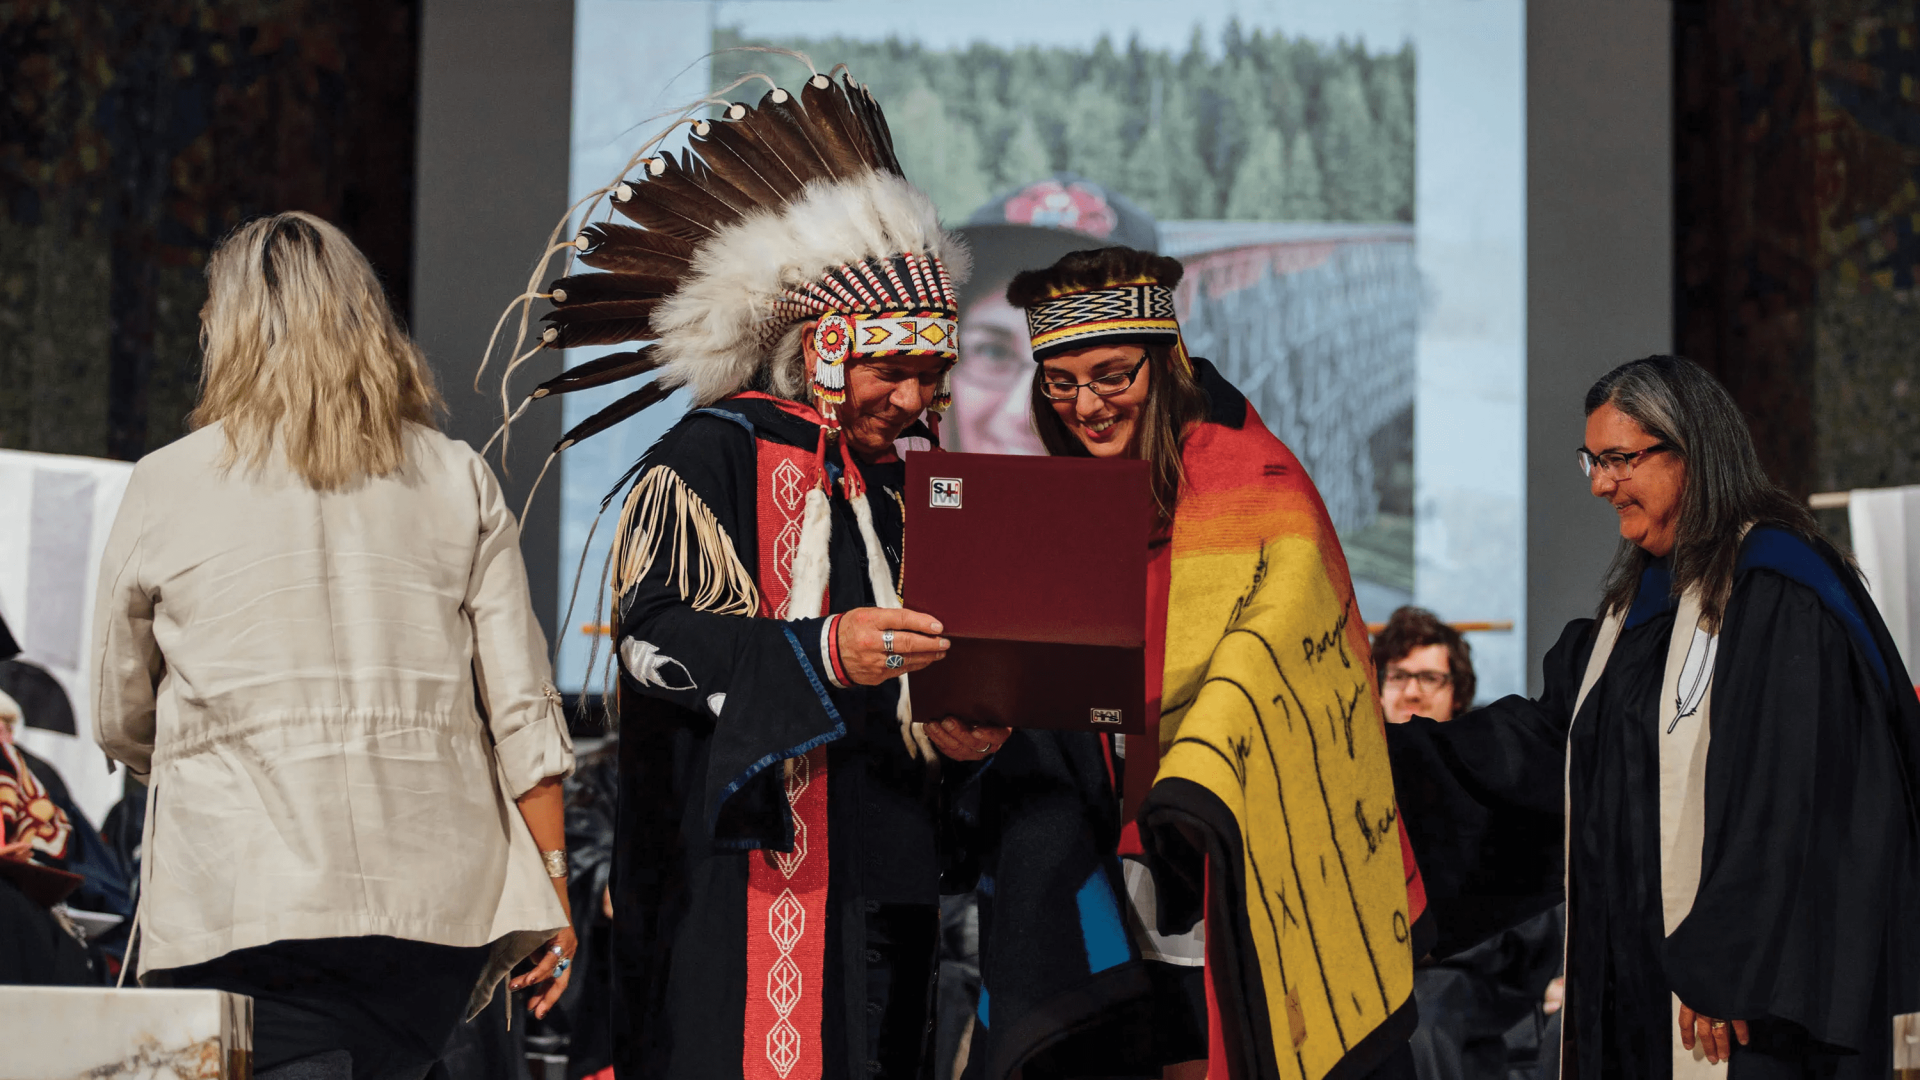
[0,1,420,461]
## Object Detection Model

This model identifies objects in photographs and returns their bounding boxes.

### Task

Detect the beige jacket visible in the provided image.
[92,423,572,1007]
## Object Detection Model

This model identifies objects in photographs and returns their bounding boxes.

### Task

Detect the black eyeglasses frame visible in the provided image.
[1577,442,1674,479]
[1038,354,1150,402]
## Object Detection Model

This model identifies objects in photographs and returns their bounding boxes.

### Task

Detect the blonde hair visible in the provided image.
[191,212,443,489]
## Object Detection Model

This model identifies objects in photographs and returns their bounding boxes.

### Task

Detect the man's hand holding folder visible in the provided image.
[836,606,1012,759]
[835,607,949,684]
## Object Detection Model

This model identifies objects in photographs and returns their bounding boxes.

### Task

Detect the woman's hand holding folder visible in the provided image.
[923,717,1011,762]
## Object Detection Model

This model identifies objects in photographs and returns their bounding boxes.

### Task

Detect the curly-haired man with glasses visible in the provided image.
[1372,606,1477,724]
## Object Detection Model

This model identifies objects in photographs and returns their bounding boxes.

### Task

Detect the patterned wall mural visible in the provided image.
[1676,0,1920,542]
[0,1,418,461]
[1811,2,1920,500]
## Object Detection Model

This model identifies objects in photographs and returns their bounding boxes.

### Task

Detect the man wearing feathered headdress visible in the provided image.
[492,72,1011,1078]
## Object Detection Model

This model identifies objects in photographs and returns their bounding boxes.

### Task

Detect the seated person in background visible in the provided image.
[1373,609,1562,1080]
[0,657,135,936]
[0,687,94,985]
[1374,606,1474,725]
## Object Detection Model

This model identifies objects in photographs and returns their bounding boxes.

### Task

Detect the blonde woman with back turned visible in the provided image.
[91,213,576,1080]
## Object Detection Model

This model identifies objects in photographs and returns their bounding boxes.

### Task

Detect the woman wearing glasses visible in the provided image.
[1389,355,1920,1080]
[958,246,1427,1080]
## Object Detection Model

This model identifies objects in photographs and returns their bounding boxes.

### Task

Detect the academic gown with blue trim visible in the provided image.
[1389,528,1920,1080]
[608,396,961,1080]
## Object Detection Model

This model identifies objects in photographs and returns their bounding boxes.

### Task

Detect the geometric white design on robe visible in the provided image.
[619,637,697,691]
[765,887,807,1077]
[773,457,808,512]
[771,457,808,611]
[773,520,802,614]
[769,889,806,952]
[773,815,807,879]
[767,1016,802,1078]
[761,745,815,1077]
[773,752,811,878]
[784,752,811,803]
[767,954,804,1014]
[707,692,727,716]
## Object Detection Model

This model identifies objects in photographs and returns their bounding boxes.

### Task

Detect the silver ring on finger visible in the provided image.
[882,630,896,654]
[885,653,905,669]
[549,945,564,957]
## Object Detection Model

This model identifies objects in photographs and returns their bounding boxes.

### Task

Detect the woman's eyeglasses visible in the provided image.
[1039,355,1148,402]
[1383,669,1452,692]
[1577,442,1673,480]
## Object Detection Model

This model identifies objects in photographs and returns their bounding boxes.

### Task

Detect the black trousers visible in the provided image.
[164,935,490,1080]
[820,900,942,1079]
[0,876,95,986]
[864,902,941,1077]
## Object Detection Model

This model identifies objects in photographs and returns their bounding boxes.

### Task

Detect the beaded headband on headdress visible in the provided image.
[1024,279,1182,362]
[775,253,959,416]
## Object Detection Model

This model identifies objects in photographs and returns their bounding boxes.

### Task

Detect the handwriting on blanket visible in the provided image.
[1227,546,1271,630]
[1231,733,1254,773]
[1275,881,1300,927]
[1300,603,1352,669]
[1330,681,1367,758]
[1353,799,1399,858]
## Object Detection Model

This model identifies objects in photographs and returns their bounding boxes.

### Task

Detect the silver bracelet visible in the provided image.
[541,849,568,879]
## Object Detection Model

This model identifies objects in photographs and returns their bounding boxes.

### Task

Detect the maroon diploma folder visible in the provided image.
[903,451,1151,733]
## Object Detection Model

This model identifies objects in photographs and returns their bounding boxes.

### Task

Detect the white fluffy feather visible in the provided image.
[785,486,833,620]
[849,490,901,610]
[649,171,972,406]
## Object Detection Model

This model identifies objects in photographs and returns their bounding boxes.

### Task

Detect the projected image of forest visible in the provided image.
[714,20,1417,601]
[712,25,1413,227]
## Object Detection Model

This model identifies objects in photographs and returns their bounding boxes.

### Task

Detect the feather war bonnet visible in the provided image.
[482,67,971,466]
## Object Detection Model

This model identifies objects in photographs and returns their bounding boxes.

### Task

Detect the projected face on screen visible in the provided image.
[951,291,1045,456]
[946,180,1151,457]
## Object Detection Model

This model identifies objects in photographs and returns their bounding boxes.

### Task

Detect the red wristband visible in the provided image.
[826,614,851,688]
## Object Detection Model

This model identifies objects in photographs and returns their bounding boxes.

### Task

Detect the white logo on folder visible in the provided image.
[930,478,962,508]
[1090,708,1123,725]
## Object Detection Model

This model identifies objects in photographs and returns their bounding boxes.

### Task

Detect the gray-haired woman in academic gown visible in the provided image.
[1388,355,1920,1080]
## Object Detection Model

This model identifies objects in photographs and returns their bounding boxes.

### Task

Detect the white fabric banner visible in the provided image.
[1849,484,1920,685]
[0,449,136,826]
